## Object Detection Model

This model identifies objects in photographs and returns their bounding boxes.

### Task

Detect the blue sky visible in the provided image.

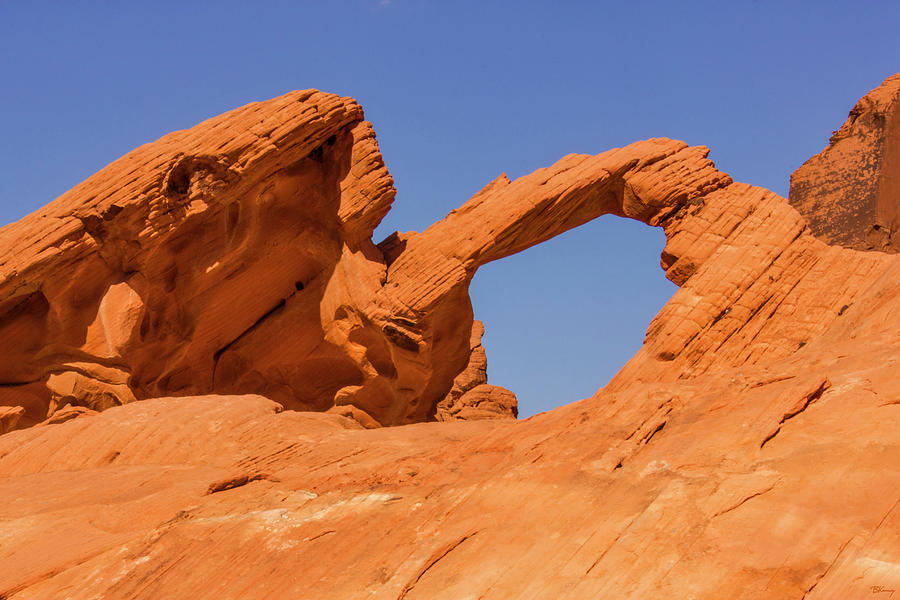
[2,1,898,417]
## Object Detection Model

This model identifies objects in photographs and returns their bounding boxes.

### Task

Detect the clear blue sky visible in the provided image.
[1,2,898,417]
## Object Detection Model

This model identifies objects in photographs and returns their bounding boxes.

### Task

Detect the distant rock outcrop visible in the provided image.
[790,73,900,252]
[0,75,898,600]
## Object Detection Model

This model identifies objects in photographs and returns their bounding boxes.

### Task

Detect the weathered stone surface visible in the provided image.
[436,320,517,421]
[450,384,518,421]
[35,404,98,426]
[0,91,402,427]
[0,329,897,599]
[790,73,900,252]
[0,78,898,599]
[0,90,737,429]
[2,86,858,431]
[0,405,24,434]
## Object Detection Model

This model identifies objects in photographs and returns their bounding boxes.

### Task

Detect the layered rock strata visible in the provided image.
[0,89,739,428]
[435,320,517,421]
[0,75,898,599]
[0,91,395,426]
[2,79,898,432]
[0,329,896,599]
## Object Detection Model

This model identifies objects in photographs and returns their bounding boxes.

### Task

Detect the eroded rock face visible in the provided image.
[790,73,900,252]
[0,405,24,434]
[2,82,897,431]
[0,91,737,429]
[0,91,394,426]
[0,76,899,599]
[435,320,517,421]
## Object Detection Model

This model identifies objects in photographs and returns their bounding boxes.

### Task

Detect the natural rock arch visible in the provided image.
[0,89,892,429]
[462,215,676,418]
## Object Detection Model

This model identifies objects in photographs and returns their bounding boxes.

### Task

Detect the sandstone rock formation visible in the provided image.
[0,75,898,599]
[435,320,517,421]
[0,405,24,434]
[790,73,900,252]
[0,87,731,429]
[0,92,406,428]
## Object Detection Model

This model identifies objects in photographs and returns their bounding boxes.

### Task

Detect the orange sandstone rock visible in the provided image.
[35,404,98,427]
[790,73,900,252]
[436,320,517,421]
[0,76,898,599]
[0,335,896,599]
[0,91,391,427]
[0,91,736,428]
[0,405,24,433]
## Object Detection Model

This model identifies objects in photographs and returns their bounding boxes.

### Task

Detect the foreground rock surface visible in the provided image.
[0,75,898,598]
[0,333,897,599]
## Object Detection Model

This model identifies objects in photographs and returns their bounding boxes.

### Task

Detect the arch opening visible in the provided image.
[468,215,677,418]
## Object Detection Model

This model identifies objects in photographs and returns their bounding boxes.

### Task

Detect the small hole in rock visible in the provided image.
[295,281,304,291]
[104,204,124,220]
[167,166,190,195]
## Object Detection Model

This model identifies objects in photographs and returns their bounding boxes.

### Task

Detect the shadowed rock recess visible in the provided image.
[0,75,898,598]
